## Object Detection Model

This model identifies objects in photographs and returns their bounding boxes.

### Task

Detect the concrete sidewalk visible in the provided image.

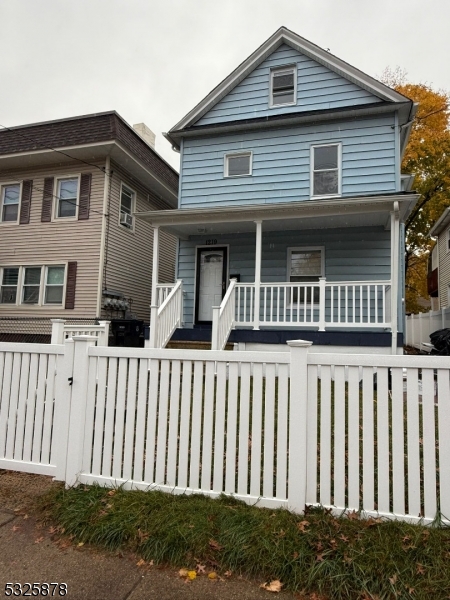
[0,472,300,600]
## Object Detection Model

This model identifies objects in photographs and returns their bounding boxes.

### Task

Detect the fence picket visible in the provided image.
[133,359,149,482]
[213,361,227,493]
[41,354,57,465]
[82,356,99,475]
[319,365,332,506]
[306,365,318,505]
[188,361,204,489]
[5,353,22,459]
[144,359,160,484]
[225,362,239,494]
[178,360,192,489]
[391,367,405,516]
[438,368,450,520]
[276,363,289,500]
[112,358,128,480]
[422,368,437,519]
[406,368,421,517]
[166,360,181,487]
[13,353,30,461]
[102,357,117,477]
[31,354,48,464]
[91,357,107,476]
[201,361,215,491]
[22,354,39,463]
[122,358,138,482]
[238,362,251,496]
[155,360,171,485]
[263,364,276,499]
[347,366,360,509]
[333,365,346,508]
[376,367,390,514]
[0,353,13,457]
[250,363,263,498]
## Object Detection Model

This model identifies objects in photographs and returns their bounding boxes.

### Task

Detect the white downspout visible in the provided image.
[96,155,111,318]
[391,201,400,354]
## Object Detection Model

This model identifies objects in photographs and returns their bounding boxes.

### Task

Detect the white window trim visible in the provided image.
[119,182,136,232]
[0,181,22,225]
[224,152,253,178]
[310,143,342,199]
[269,65,297,108]
[53,175,80,221]
[0,263,67,307]
[286,246,325,307]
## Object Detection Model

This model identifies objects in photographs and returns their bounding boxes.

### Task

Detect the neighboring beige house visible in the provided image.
[0,112,178,330]
[429,207,450,309]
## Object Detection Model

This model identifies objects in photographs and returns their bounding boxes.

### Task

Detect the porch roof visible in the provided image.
[135,192,418,238]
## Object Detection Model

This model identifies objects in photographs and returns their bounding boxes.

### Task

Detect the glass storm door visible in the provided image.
[196,248,227,323]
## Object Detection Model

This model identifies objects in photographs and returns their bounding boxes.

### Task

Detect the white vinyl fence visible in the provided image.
[405,307,450,350]
[1,338,449,524]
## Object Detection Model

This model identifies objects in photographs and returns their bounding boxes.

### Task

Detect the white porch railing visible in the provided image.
[51,319,110,346]
[234,279,392,330]
[211,278,237,350]
[155,284,175,306]
[150,280,183,348]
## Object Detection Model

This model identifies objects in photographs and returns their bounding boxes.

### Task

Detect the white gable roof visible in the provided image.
[169,26,410,134]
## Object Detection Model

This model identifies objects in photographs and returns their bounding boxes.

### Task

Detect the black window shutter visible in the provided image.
[65,261,77,309]
[78,173,92,220]
[19,180,33,224]
[41,177,54,222]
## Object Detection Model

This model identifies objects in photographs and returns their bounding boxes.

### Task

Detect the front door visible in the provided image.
[195,247,227,323]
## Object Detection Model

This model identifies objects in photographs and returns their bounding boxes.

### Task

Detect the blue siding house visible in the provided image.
[138,27,419,353]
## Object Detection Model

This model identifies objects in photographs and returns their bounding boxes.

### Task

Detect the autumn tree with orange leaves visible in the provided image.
[382,68,450,313]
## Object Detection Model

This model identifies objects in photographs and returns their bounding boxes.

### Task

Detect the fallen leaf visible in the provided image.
[347,511,360,521]
[107,490,116,496]
[22,514,29,520]
[209,539,223,551]
[11,525,21,532]
[208,572,217,580]
[48,526,58,534]
[316,553,324,562]
[389,574,398,585]
[416,564,426,575]
[260,580,283,593]
[178,569,188,577]
[77,542,84,547]
[196,564,206,574]
[292,552,299,559]
[187,570,196,580]
[297,520,309,532]
[339,535,349,543]
[136,559,146,567]
[224,570,232,577]
[34,537,44,544]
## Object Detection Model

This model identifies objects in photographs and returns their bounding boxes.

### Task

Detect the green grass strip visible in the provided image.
[40,485,450,599]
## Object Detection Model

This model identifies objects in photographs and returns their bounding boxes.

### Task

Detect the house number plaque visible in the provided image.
[205,239,217,245]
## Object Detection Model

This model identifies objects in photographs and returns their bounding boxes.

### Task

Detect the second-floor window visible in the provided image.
[56,178,78,218]
[1,184,20,222]
[311,144,341,197]
[120,184,135,229]
[270,66,296,107]
[224,152,252,177]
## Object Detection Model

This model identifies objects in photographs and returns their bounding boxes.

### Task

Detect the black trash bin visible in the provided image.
[110,319,145,347]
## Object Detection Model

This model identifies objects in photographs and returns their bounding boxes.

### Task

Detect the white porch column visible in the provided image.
[390,202,400,354]
[253,220,262,330]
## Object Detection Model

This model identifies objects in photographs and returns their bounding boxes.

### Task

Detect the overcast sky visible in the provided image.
[1,0,449,171]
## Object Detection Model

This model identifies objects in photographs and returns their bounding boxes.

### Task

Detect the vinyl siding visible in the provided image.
[438,227,450,308]
[104,162,177,322]
[177,226,391,327]
[0,163,104,318]
[196,44,381,126]
[180,114,396,208]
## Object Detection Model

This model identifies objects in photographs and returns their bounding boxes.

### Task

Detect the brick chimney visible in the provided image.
[133,123,156,149]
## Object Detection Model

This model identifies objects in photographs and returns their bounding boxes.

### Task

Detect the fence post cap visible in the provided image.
[51,318,66,323]
[286,339,313,348]
[71,335,98,342]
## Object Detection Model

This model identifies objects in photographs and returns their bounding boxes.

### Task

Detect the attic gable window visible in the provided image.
[270,66,296,107]
[224,152,252,178]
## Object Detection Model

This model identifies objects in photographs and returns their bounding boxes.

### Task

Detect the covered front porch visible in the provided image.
[137,194,416,353]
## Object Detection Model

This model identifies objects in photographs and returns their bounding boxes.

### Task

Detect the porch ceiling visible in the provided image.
[136,193,418,239]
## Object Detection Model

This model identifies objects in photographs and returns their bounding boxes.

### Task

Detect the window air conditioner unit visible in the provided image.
[120,212,133,227]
